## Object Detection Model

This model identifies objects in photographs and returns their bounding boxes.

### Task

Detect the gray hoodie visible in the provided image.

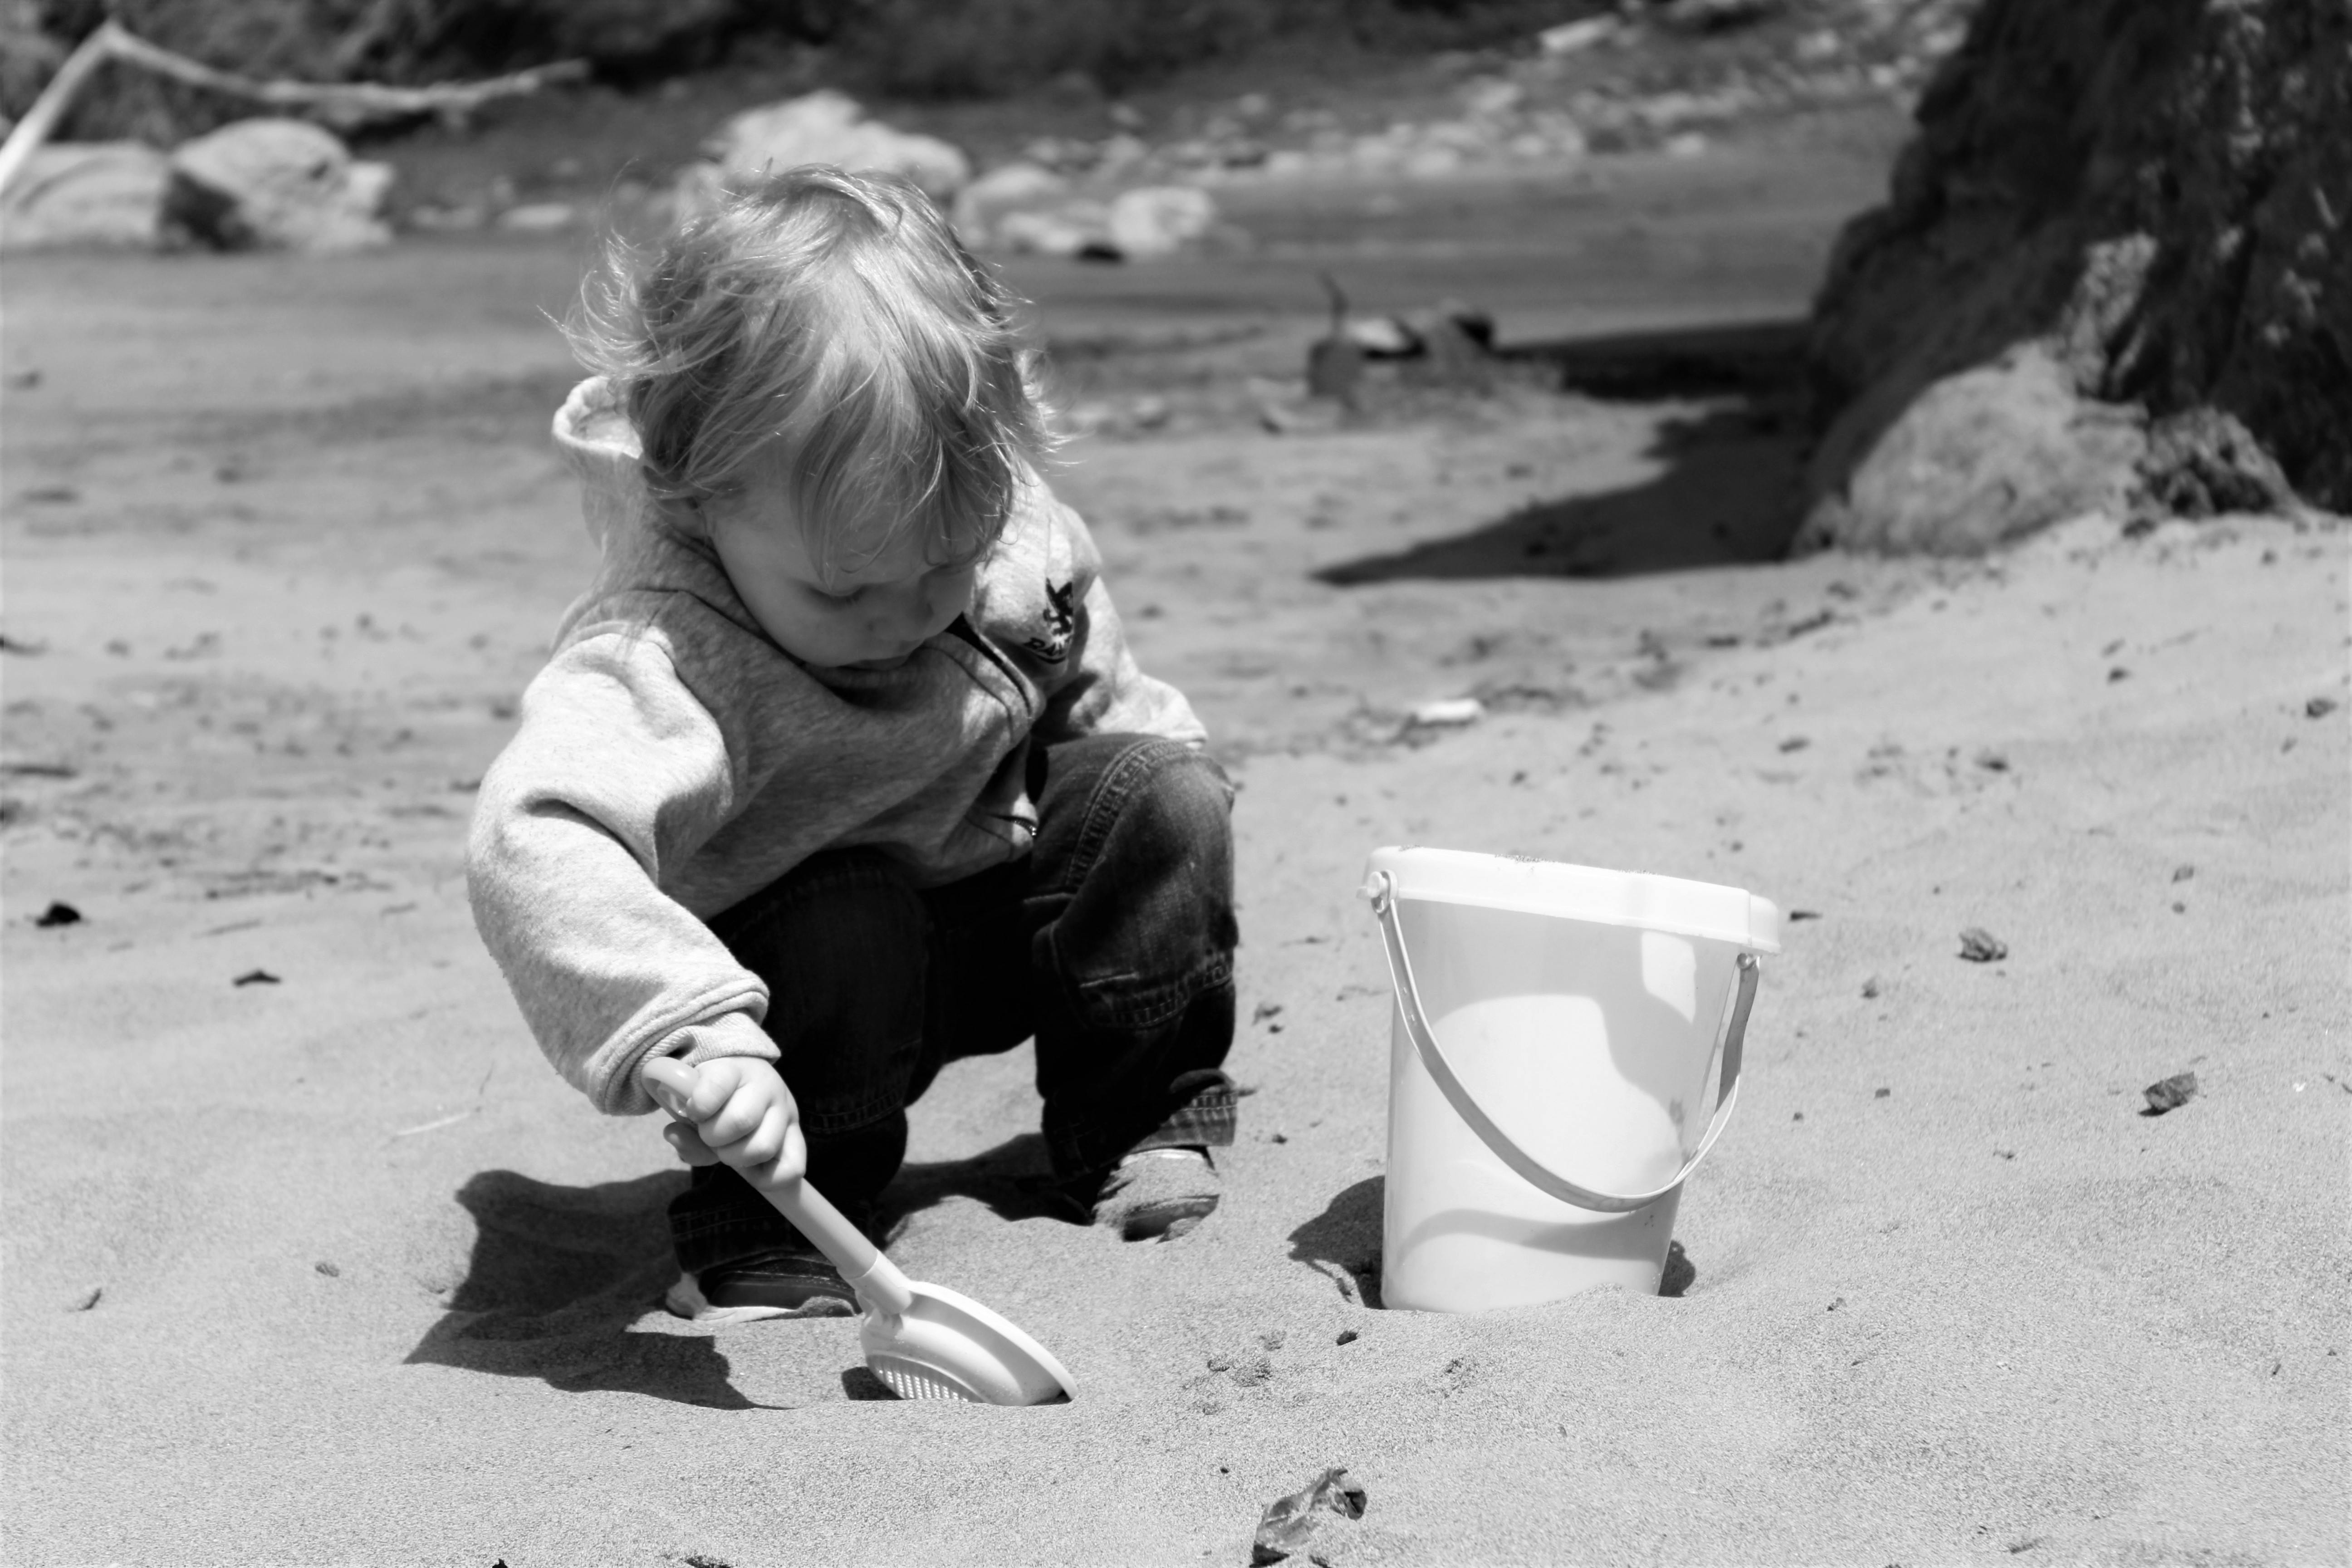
[467,377,1204,1116]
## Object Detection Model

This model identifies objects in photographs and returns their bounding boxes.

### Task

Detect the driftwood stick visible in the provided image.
[0,23,118,202]
[0,20,588,201]
[102,26,588,120]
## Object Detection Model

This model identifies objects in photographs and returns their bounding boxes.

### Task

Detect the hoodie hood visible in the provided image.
[552,376,649,556]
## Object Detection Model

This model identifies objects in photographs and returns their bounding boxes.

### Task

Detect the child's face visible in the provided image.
[701,479,980,671]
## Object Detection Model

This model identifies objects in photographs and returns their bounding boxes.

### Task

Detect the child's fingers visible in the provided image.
[774,1118,807,1183]
[728,1100,790,1170]
[662,1120,720,1166]
[699,1079,775,1152]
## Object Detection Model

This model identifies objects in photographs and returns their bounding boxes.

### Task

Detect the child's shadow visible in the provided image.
[406,1168,770,1410]
[879,1132,1082,1235]
[1289,1175,1385,1308]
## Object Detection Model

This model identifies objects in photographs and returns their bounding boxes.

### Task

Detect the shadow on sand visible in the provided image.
[1289,1175,1386,1308]
[881,1132,1083,1234]
[1318,318,1812,585]
[406,1168,778,1410]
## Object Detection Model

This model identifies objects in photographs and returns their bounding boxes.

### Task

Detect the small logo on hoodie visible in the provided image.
[1023,578,1076,663]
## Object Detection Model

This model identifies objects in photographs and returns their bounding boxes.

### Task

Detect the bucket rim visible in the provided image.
[1363,846,1781,953]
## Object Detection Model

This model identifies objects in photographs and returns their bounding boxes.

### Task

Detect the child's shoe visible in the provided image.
[663,1245,860,1324]
[1087,1146,1222,1241]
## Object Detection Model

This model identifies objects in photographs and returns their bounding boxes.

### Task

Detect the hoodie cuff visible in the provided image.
[618,1011,778,1114]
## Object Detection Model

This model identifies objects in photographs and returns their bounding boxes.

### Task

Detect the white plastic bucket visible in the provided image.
[1362,848,1780,1313]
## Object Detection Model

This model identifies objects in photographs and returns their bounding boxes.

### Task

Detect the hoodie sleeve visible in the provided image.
[1036,497,1208,747]
[467,627,778,1115]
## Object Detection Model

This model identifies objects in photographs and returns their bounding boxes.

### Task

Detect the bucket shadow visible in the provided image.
[1289,1176,1386,1308]
[405,1168,774,1410]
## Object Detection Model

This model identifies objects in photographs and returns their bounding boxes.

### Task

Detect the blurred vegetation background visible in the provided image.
[8,0,1604,139]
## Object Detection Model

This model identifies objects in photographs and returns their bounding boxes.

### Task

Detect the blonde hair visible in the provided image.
[568,166,1052,575]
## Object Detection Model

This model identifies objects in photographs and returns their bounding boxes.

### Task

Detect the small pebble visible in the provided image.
[70,1286,101,1312]
[315,1260,340,1277]
[34,901,81,928]
[1336,1329,1358,1346]
[2108,666,2131,682]
[2171,864,2195,882]
[1873,1087,1890,1099]
[234,969,281,986]
[2308,696,2339,719]
[1958,927,2008,963]
[2142,1072,2199,1115]
[1861,977,1882,999]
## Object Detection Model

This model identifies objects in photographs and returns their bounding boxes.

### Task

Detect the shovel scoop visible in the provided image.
[642,1058,1074,1406]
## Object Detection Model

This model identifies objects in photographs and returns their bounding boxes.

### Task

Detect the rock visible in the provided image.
[1956,927,2008,964]
[0,142,169,252]
[1801,343,2146,554]
[703,91,971,202]
[2137,407,2298,519]
[494,201,576,234]
[1253,1468,1368,1565]
[1804,0,2352,544]
[994,203,1111,259]
[163,119,392,254]
[2141,1071,2199,1115]
[1538,16,1619,55]
[949,161,1068,249]
[1106,185,1217,260]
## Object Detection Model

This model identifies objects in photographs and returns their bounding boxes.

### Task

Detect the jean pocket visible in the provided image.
[1066,949,1233,1033]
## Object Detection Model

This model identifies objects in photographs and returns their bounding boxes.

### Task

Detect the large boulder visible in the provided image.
[0,142,170,251]
[949,161,1069,250]
[1106,185,1217,260]
[162,118,393,254]
[1803,0,2350,551]
[701,91,971,202]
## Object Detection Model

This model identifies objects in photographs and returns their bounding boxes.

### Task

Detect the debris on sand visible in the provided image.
[2308,696,2340,719]
[2141,1072,2200,1116]
[1252,1467,1368,1565]
[1406,697,1485,731]
[232,968,281,986]
[69,1286,101,1312]
[1659,1239,1696,1297]
[1957,927,2007,963]
[2171,864,2195,882]
[34,901,81,927]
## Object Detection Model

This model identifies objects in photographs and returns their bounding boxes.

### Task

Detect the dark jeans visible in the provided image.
[669,732,1239,1274]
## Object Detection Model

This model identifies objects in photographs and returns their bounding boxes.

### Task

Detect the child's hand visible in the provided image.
[639,1055,805,1184]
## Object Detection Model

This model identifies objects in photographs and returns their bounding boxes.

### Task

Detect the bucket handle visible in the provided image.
[1363,870,1759,1215]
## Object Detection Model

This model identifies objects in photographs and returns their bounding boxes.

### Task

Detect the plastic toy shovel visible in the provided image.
[641,1058,1074,1406]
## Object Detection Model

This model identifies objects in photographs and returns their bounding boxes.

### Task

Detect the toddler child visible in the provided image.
[467,167,1238,1318]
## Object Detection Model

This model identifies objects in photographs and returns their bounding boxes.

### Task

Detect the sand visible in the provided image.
[4,145,2347,1565]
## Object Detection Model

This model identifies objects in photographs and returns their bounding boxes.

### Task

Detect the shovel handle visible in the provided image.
[640,1057,916,1316]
